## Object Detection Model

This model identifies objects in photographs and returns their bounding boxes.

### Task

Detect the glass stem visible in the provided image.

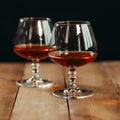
[31,62,40,81]
[68,67,77,89]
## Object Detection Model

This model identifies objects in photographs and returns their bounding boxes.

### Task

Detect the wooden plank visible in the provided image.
[10,62,120,120]
[67,62,120,120]
[0,63,24,120]
[101,61,120,96]
[11,62,69,120]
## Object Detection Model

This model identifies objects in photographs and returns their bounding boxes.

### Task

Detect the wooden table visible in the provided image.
[0,61,120,120]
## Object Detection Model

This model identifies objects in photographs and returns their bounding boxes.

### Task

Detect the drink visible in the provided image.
[14,44,49,62]
[49,51,97,67]
[13,17,54,88]
[49,20,98,98]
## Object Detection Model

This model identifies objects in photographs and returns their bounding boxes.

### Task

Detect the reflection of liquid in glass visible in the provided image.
[49,51,97,67]
[14,44,49,62]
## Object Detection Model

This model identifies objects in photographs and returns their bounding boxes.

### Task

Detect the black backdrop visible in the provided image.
[0,0,120,62]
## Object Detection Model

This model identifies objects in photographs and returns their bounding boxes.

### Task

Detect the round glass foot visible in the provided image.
[52,87,94,99]
[16,79,54,88]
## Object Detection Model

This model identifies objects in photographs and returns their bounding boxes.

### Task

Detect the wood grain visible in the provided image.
[0,61,119,120]
[101,61,120,96]
[10,63,69,120]
[67,61,120,120]
[0,63,24,120]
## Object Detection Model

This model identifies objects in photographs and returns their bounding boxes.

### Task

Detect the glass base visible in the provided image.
[16,79,54,88]
[52,88,94,99]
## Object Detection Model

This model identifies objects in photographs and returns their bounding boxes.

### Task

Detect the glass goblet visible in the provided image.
[49,20,98,99]
[13,17,54,88]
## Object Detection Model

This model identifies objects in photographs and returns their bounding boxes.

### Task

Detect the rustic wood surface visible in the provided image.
[0,63,24,120]
[0,61,119,120]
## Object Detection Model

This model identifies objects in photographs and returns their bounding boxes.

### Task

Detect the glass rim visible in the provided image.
[19,17,51,21]
[55,20,90,25]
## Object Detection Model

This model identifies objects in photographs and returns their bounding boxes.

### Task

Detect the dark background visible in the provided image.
[0,0,120,62]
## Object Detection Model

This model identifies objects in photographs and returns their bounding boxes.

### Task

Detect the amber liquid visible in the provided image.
[49,51,97,67]
[14,44,50,62]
